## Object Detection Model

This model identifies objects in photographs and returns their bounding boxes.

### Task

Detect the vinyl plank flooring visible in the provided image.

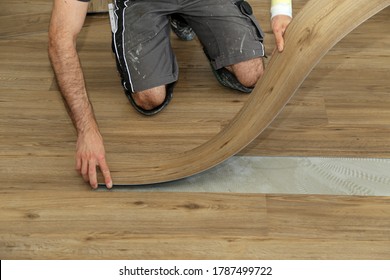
[1,192,389,259]
[1,0,390,260]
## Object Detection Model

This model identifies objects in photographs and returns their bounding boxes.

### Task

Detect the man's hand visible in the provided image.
[271,14,292,52]
[76,130,113,189]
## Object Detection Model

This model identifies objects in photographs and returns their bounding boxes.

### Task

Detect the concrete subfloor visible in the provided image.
[103,156,390,196]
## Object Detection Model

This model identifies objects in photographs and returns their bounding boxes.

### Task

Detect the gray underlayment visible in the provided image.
[105,157,390,196]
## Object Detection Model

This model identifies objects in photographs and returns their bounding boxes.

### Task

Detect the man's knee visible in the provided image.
[230,58,264,88]
[132,85,166,111]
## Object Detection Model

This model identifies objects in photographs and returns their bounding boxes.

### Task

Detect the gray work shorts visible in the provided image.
[112,0,265,93]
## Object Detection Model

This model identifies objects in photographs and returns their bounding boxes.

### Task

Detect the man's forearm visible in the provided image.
[48,39,98,135]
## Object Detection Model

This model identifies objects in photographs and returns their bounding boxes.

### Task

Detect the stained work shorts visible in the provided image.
[111,0,265,93]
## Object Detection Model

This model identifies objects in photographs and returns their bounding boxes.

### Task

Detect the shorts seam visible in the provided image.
[131,74,178,93]
[212,48,265,69]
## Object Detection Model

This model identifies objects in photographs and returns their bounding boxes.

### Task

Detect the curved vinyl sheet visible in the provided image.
[109,0,390,186]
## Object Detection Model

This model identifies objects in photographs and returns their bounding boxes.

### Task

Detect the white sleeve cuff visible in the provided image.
[271,4,293,18]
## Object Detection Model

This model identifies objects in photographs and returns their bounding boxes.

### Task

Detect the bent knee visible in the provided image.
[231,58,264,88]
[133,85,166,110]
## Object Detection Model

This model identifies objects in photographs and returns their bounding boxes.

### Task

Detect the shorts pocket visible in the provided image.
[235,0,265,42]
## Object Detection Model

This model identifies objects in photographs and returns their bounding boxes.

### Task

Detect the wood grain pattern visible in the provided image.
[1,191,390,259]
[1,0,390,260]
[107,0,390,185]
[0,1,53,38]
[243,7,390,157]
[87,0,110,13]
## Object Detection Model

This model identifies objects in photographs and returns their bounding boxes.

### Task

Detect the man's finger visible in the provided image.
[76,157,82,173]
[99,158,113,189]
[275,31,285,52]
[81,159,89,183]
[88,159,98,189]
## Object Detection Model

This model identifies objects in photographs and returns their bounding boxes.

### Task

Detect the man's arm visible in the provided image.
[48,0,112,189]
[270,0,293,52]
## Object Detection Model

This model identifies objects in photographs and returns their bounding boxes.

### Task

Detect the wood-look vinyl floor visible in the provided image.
[2,191,390,259]
[0,0,389,259]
